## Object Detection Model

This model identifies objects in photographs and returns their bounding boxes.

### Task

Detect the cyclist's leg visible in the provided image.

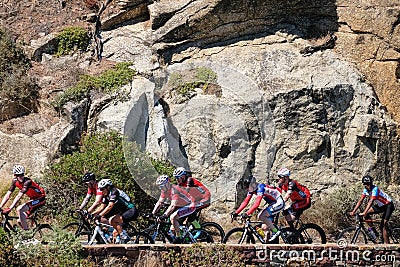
[381,202,394,244]
[290,198,311,225]
[171,206,196,237]
[18,197,46,230]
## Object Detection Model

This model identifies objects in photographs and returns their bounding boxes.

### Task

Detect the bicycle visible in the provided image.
[143,214,213,244]
[63,210,154,244]
[87,218,154,245]
[222,214,304,244]
[62,209,95,243]
[337,212,400,244]
[274,211,327,244]
[0,208,53,242]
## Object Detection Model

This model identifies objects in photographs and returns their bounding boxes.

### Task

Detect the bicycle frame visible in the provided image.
[88,221,113,245]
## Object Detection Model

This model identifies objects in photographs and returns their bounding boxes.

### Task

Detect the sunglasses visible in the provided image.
[278,175,286,179]
[158,184,167,189]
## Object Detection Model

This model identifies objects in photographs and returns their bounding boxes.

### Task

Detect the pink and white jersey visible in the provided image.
[362,185,392,207]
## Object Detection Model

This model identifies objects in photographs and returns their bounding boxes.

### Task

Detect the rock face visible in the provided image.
[1,0,400,211]
[93,37,399,209]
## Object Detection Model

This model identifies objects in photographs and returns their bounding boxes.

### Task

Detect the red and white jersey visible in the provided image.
[362,185,392,207]
[87,181,102,197]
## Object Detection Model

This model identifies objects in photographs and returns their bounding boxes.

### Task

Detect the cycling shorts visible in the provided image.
[25,196,46,217]
[372,202,395,222]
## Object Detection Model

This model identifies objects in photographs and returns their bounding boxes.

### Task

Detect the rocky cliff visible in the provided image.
[0,0,399,210]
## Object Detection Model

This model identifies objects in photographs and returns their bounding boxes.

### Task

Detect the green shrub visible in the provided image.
[11,228,95,267]
[168,67,219,97]
[55,27,89,56]
[41,131,167,222]
[0,28,38,109]
[0,228,24,266]
[52,62,136,108]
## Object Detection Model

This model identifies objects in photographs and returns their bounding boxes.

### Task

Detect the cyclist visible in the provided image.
[152,174,196,243]
[277,167,311,228]
[231,175,285,241]
[350,175,395,243]
[173,167,211,230]
[0,165,46,230]
[91,179,138,244]
[79,172,102,213]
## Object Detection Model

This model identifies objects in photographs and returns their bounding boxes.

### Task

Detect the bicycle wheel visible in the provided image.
[280,227,304,244]
[129,231,155,244]
[389,227,400,244]
[188,229,213,243]
[222,228,255,244]
[299,223,327,244]
[33,224,53,243]
[337,227,368,244]
[63,222,92,244]
[201,222,225,243]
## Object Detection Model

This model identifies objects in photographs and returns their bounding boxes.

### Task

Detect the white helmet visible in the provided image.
[98,179,113,189]
[156,175,169,186]
[173,167,187,178]
[277,167,290,177]
[13,165,25,175]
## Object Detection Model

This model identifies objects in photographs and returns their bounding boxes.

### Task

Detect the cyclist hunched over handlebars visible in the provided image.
[90,178,139,244]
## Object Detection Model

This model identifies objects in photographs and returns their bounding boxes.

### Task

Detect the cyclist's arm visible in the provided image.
[92,203,107,215]
[246,195,263,215]
[87,194,103,213]
[99,202,115,217]
[350,195,366,215]
[163,199,178,217]
[8,192,24,210]
[235,194,252,214]
[152,197,166,215]
[0,190,12,208]
[361,198,374,216]
[79,193,92,210]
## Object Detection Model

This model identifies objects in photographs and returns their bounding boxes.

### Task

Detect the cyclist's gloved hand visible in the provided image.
[87,213,94,220]
[2,208,11,214]
[230,212,238,218]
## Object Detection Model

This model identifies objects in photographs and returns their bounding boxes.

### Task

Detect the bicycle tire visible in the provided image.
[63,222,92,244]
[201,221,225,243]
[33,224,53,242]
[299,223,327,244]
[280,227,304,244]
[129,231,155,244]
[389,227,400,244]
[337,226,368,244]
[222,228,255,244]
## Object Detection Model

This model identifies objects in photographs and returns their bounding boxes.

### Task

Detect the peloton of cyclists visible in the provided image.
[0,165,46,230]
[231,175,285,241]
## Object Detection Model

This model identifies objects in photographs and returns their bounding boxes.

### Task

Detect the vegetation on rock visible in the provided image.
[52,62,137,108]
